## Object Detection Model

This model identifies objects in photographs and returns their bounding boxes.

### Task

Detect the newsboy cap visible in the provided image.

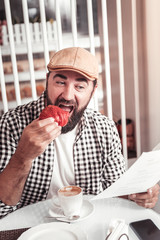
[47,47,99,81]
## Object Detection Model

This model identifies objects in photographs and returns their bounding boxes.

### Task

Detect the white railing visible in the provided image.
[0,0,141,165]
[116,0,127,162]
[2,21,56,46]
[2,20,56,46]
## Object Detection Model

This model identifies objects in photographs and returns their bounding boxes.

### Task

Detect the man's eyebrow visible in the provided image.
[53,74,67,79]
[76,78,88,84]
[53,73,88,84]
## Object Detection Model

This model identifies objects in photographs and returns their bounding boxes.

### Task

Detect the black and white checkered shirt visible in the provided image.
[0,91,125,218]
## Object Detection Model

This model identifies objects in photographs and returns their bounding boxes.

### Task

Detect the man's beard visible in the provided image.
[46,93,87,134]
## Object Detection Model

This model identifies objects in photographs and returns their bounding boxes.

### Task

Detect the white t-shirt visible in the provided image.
[47,126,77,199]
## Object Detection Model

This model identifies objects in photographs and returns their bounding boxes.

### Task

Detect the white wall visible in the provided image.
[143,0,160,150]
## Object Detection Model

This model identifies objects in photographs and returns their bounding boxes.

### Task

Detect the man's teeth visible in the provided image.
[59,105,73,113]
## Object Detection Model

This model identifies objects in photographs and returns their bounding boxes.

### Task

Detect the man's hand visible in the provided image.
[128,184,160,208]
[14,117,61,163]
[0,117,61,206]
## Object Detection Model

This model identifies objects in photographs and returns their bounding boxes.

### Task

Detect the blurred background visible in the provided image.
[0,0,160,166]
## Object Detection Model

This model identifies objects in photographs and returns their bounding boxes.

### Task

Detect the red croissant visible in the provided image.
[39,105,69,127]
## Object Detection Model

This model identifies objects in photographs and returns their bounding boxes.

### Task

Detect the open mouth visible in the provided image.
[58,104,74,114]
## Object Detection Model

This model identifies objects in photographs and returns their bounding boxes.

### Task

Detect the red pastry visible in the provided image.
[39,105,69,127]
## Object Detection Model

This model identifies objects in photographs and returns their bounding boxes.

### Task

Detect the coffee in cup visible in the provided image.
[58,185,83,217]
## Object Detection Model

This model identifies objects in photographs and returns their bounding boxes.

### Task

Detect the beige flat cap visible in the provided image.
[47,47,99,81]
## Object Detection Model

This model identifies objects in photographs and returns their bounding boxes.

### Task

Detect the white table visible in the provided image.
[0,196,160,240]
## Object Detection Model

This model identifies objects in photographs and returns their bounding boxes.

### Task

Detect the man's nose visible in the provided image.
[61,85,74,101]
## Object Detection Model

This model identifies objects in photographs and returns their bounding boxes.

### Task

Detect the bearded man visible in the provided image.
[0,47,159,218]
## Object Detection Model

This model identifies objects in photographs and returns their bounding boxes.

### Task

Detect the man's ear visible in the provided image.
[46,72,50,89]
[92,83,98,96]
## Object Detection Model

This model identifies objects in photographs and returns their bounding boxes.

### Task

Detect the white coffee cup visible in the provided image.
[58,185,83,217]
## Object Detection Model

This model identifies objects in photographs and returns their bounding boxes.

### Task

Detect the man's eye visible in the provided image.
[56,81,65,85]
[76,85,85,90]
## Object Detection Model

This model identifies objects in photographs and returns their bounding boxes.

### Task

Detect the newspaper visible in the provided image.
[92,150,160,200]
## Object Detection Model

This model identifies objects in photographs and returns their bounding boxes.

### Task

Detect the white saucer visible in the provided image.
[18,222,87,240]
[49,199,94,223]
